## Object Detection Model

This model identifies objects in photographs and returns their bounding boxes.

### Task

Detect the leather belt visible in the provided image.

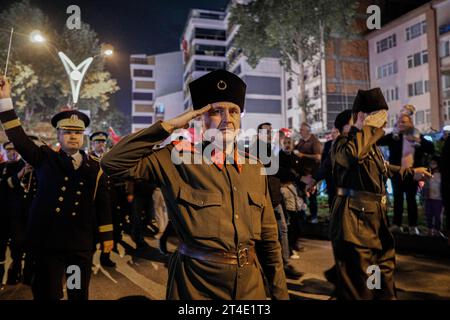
[178,243,256,268]
[336,187,387,205]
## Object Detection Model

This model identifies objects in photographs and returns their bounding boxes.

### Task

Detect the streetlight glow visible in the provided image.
[101,43,114,57]
[29,30,46,43]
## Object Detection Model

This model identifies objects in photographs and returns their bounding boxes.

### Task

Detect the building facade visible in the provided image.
[367,0,450,132]
[130,51,183,132]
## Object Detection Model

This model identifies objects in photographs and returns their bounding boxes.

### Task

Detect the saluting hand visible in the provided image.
[0,76,12,99]
[164,105,212,132]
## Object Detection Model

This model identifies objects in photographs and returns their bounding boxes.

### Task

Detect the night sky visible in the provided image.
[2,0,229,114]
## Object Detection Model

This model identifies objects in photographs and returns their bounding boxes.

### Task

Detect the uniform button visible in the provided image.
[117,206,121,210]
[235,214,239,219]
[58,196,64,202]
[61,186,66,191]
[233,186,237,191]
[55,208,61,213]
[64,177,69,181]
[79,182,84,186]
[23,195,27,199]
[33,189,36,192]
[72,212,76,216]
[75,202,79,206]
[200,200,204,205]
[76,191,81,195]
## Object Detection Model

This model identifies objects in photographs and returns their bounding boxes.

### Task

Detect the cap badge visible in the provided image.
[217,80,227,90]
[69,115,79,124]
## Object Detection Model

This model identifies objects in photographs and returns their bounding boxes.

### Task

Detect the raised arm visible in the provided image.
[100,105,212,180]
[0,77,44,167]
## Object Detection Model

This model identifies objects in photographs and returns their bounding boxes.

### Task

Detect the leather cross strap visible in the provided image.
[178,242,256,267]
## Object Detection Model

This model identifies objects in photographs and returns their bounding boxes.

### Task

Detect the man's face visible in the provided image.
[397,115,413,133]
[331,127,340,140]
[300,125,310,139]
[6,148,18,161]
[93,140,106,155]
[282,137,292,152]
[203,101,241,144]
[58,129,84,153]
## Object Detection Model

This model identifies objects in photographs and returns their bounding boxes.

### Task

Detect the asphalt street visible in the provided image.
[1,235,450,300]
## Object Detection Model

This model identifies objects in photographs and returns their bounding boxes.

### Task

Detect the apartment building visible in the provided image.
[130,51,183,132]
[367,0,450,132]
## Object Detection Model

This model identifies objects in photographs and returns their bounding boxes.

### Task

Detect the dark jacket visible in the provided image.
[377,132,434,167]
[0,109,113,253]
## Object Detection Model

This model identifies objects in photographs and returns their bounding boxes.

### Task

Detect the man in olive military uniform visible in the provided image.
[0,76,114,300]
[330,88,430,300]
[101,69,288,300]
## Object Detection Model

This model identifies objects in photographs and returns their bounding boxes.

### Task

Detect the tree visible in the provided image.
[0,0,119,132]
[230,0,358,123]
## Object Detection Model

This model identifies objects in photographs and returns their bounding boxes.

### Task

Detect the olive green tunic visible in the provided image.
[330,126,414,299]
[100,121,288,300]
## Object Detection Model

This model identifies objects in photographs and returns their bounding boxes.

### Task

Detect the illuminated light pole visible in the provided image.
[28,30,114,106]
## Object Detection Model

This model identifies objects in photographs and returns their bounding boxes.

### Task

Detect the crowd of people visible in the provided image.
[0,70,449,300]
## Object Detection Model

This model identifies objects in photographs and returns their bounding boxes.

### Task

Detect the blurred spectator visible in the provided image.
[378,113,434,235]
[278,133,306,257]
[422,156,446,238]
[250,123,302,279]
[293,123,322,223]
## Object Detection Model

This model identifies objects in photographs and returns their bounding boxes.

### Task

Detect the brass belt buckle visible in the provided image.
[381,195,387,205]
[237,248,249,267]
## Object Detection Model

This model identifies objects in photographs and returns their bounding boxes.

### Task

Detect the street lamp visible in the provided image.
[29,30,46,43]
[28,31,114,106]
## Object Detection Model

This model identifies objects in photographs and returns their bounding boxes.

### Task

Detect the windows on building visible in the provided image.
[426,110,431,124]
[194,60,226,71]
[415,110,425,125]
[376,61,398,79]
[194,44,226,56]
[376,34,397,53]
[443,75,450,99]
[441,40,450,57]
[408,80,429,97]
[407,50,428,68]
[288,98,292,109]
[288,117,293,129]
[384,87,399,102]
[133,92,153,101]
[133,69,153,78]
[287,78,292,91]
[313,64,320,77]
[194,28,226,41]
[406,21,427,41]
[313,109,322,122]
[313,86,320,98]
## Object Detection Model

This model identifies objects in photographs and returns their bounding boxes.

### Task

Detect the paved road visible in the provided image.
[1,235,450,300]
